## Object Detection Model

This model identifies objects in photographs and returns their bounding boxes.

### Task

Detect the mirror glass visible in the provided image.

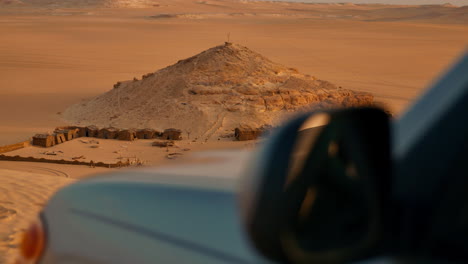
[240,108,389,264]
[279,110,387,263]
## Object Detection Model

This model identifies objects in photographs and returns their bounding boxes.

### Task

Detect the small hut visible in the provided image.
[162,128,182,140]
[77,127,87,137]
[118,129,137,141]
[54,132,67,144]
[32,134,56,147]
[136,128,157,139]
[235,125,262,141]
[153,130,162,138]
[72,128,80,138]
[86,125,99,138]
[54,128,77,141]
[98,127,120,139]
[76,127,86,137]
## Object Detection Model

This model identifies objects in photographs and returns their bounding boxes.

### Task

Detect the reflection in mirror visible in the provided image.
[240,108,390,264]
[279,109,389,264]
[287,113,330,187]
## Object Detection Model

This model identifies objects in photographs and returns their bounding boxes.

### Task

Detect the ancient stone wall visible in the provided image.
[22,126,185,149]
[0,154,130,168]
[0,141,30,154]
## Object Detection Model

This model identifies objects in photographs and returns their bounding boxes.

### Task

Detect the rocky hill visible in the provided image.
[63,43,373,140]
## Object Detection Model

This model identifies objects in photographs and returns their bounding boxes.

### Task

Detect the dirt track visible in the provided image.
[0,161,111,179]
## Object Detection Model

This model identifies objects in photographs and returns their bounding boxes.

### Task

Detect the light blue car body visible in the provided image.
[39,150,271,264]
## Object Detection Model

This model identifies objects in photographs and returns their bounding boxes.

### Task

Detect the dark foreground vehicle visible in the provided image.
[17,51,468,264]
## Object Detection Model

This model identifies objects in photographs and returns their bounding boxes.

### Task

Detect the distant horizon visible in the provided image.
[263,0,468,6]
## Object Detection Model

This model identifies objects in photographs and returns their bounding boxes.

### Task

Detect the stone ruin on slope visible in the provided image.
[32,126,182,148]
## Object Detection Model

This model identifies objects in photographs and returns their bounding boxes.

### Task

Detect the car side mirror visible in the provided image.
[240,108,391,264]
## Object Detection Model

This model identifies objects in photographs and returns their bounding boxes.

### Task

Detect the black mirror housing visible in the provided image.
[240,107,391,264]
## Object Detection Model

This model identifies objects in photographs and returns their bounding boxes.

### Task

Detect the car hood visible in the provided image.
[41,149,269,264]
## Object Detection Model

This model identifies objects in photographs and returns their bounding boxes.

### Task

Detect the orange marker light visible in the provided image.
[18,219,46,263]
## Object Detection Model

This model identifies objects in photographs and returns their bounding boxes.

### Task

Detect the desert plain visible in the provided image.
[0,0,468,262]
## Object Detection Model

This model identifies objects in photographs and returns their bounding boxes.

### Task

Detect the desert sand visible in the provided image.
[1,2,467,144]
[0,138,254,263]
[3,138,254,166]
[0,169,74,263]
[0,0,467,262]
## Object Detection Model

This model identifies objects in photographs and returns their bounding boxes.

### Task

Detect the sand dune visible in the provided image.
[0,2,467,262]
[0,138,251,262]
[1,0,160,8]
[142,4,468,24]
[2,0,467,24]
[0,169,74,263]
[0,93,96,146]
[2,138,251,166]
[0,0,23,5]
[0,2,466,145]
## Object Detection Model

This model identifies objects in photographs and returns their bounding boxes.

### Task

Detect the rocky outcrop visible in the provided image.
[63,43,374,140]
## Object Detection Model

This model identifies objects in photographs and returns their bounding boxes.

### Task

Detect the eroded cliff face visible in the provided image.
[63,43,373,140]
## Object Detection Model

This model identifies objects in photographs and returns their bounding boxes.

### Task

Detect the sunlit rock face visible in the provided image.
[64,43,373,139]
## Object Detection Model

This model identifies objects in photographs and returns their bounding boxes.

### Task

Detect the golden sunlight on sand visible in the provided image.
[0,0,467,262]
[0,169,74,263]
